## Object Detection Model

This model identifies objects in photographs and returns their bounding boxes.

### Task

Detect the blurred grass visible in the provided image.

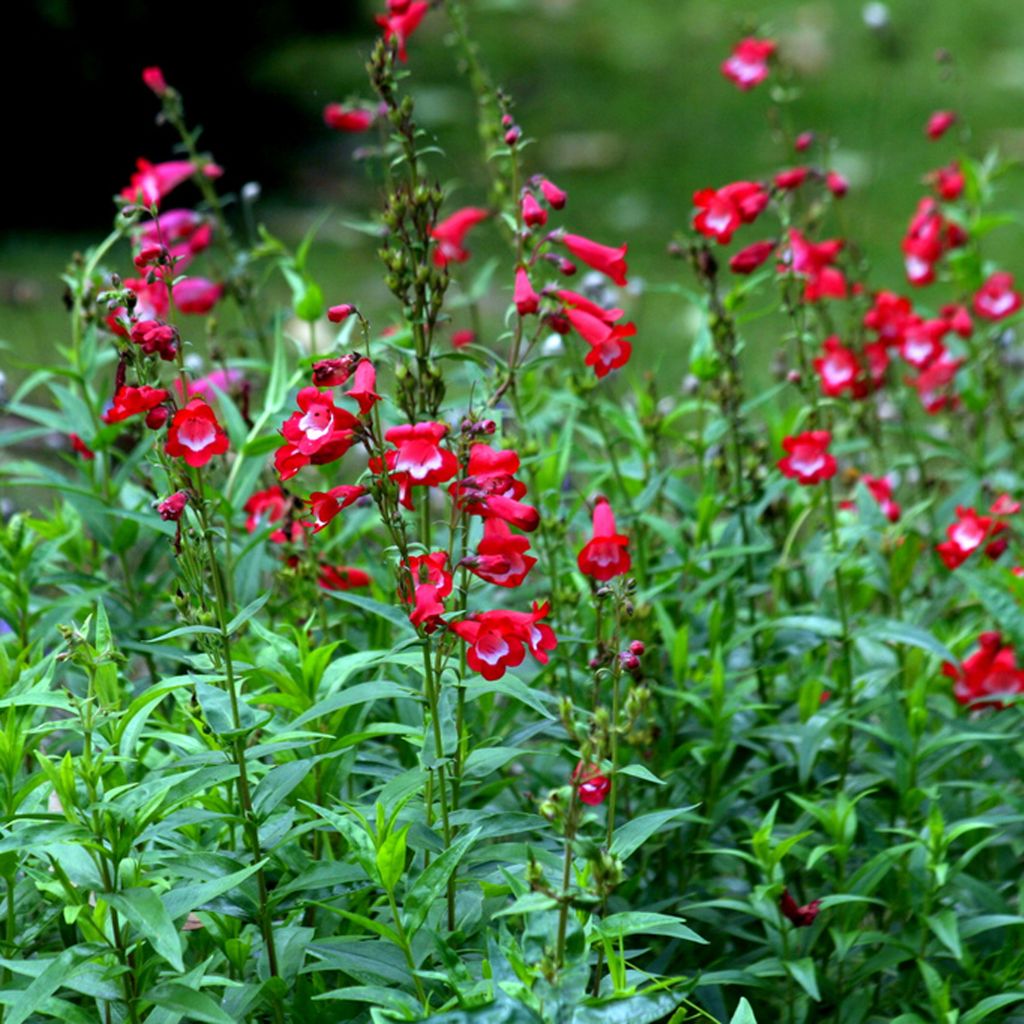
[4,0,1024,391]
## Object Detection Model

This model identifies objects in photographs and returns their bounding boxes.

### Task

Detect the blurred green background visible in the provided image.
[4,0,1024,387]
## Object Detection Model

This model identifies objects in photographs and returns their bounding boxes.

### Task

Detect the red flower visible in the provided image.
[120,158,222,208]
[375,0,429,61]
[165,399,229,467]
[812,337,864,398]
[451,329,476,348]
[780,889,821,927]
[560,301,636,379]
[158,491,189,522]
[942,632,1024,708]
[312,354,361,387]
[281,387,360,458]
[244,486,289,536]
[450,614,526,680]
[899,319,947,369]
[928,161,965,201]
[323,103,374,132]
[940,303,973,338]
[902,197,965,287]
[778,431,837,485]
[721,37,776,90]
[864,291,915,347]
[926,110,957,140]
[578,497,631,581]
[173,277,223,315]
[729,240,776,275]
[692,181,770,244]
[573,762,611,806]
[781,229,847,302]
[308,485,367,534]
[497,601,558,664]
[344,360,381,416]
[135,210,212,273]
[383,422,458,485]
[514,267,540,316]
[992,494,1021,517]
[905,351,962,414]
[431,207,489,266]
[69,433,94,460]
[825,170,849,198]
[936,506,996,569]
[130,320,179,361]
[142,66,168,97]
[539,178,567,209]
[328,304,356,323]
[403,553,453,632]
[973,272,1022,321]
[103,385,170,425]
[560,233,628,286]
[450,443,540,531]
[319,565,371,591]
[521,192,547,228]
[463,518,537,588]
[862,475,901,522]
[774,167,808,191]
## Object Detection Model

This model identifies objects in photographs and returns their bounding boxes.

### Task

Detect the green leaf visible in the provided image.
[292,681,416,730]
[404,829,478,936]
[163,860,268,921]
[784,958,820,1001]
[925,909,962,960]
[861,619,957,664]
[4,949,80,1024]
[253,760,313,817]
[146,983,237,1024]
[610,807,697,860]
[595,912,705,944]
[108,888,185,972]
[729,998,758,1024]
[617,764,665,785]
[961,993,1024,1024]
[376,825,409,893]
[226,592,271,635]
[574,992,681,1024]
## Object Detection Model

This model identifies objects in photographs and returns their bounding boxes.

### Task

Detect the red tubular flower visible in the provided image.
[165,399,229,467]
[539,178,567,209]
[825,170,849,198]
[778,431,837,485]
[244,486,289,535]
[172,277,223,315]
[450,444,540,531]
[862,475,901,522]
[451,329,476,348]
[926,110,957,140]
[780,890,822,927]
[929,161,965,201]
[692,181,769,244]
[729,240,776,275]
[450,613,527,680]
[573,762,611,806]
[901,197,965,287]
[521,192,547,228]
[142,66,168,97]
[344,360,381,416]
[864,290,915,347]
[942,632,1024,708]
[463,518,537,588]
[120,158,223,208]
[157,491,189,521]
[308,485,367,534]
[383,422,458,485]
[103,385,170,425]
[905,351,962,414]
[560,233,628,286]
[561,303,636,379]
[936,506,994,569]
[328,304,356,323]
[69,433,94,460]
[495,600,557,664]
[721,37,776,90]
[578,497,631,581]
[312,354,361,388]
[899,319,947,369]
[774,167,808,191]
[973,272,1022,321]
[401,552,453,633]
[812,337,864,398]
[781,229,847,302]
[431,207,489,266]
[514,267,540,316]
[130,320,179,361]
[319,565,371,591]
[281,387,360,458]
[323,103,374,132]
[940,303,973,338]
[375,0,429,61]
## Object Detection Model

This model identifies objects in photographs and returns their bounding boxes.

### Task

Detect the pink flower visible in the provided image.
[778,431,837,485]
[721,37,776,90]
[323,103,374,132]
[172,277,223,315]
[328,304,356,323]
[560,233,628,286]
[431,207,490,267]
[926,110,957,140]
[521,192,547,228]
[538,178,567,209]
[514,267,540,316]
[120,159,223,208]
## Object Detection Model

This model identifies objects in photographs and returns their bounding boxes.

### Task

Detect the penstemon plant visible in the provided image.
[4,5,1024,1024]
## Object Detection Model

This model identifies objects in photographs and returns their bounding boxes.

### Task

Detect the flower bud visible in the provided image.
[157,491,189,521]
[328,304,356,323]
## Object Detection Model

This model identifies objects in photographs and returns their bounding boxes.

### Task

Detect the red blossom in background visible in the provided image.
[463,518,537,588]
[926,109,957,140]
[319,566,372,591]
[780,890,822,927]
[308,485,367,533]
[376,0,429,62]
[692,181,770,245]
[778,431,837,485]
[935,506,1006,569]
[928,161,965,201]
[560,233,629,286]
[165,399,229,468]
[813,336,865,398]
[905,351,963,414]
[973,272,1022,321]
[323,103,375,132]
[431,207,489,266]
[943,632,1024,708]
[729,240,776,274]
[781,229,847,302]
[862,475,901,522]
[172,277,223,315]
[245,486,289,537]
[120,158,222,208]
[721,37,776,90]
[538,177,567,209]
[69,433,94,461]
[578,497,631,581]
